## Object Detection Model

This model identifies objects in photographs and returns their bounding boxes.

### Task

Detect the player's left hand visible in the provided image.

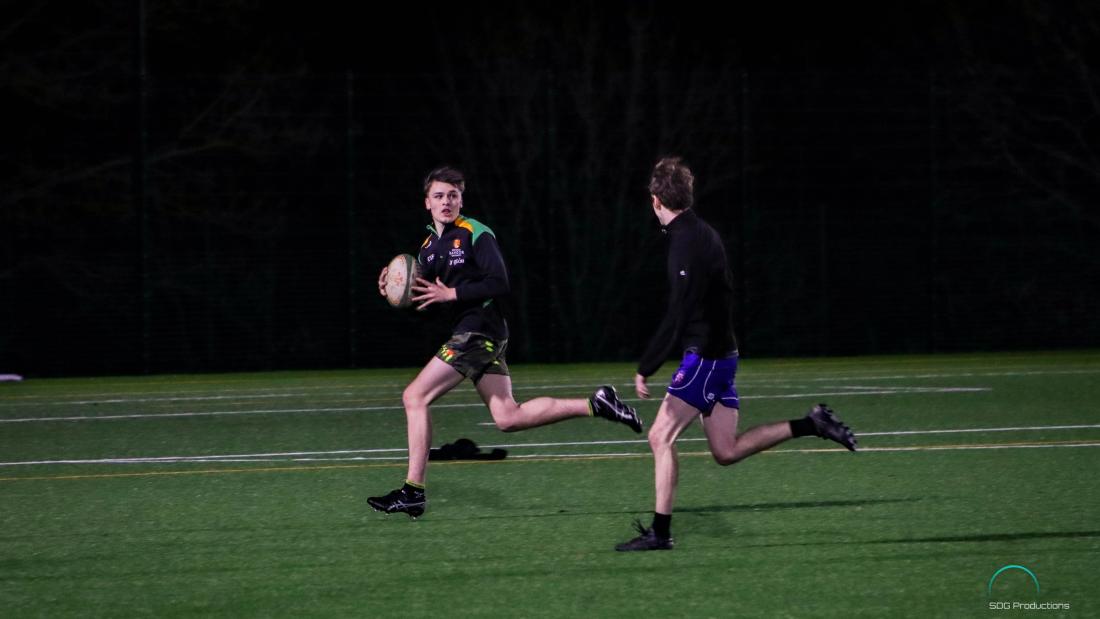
[377,265,389,297]
[411,277,457,310]
[634,373,651,399]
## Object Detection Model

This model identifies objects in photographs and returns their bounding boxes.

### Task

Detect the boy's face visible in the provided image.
[425,181,463,225]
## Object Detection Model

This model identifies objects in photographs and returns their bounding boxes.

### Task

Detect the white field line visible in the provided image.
[480,424,1100,448]
[0,405,440,423]
[0,386,991,424]
[748,368,1100,384]
[0,383,622,407]
[292,443,1100,460]
[35,393,336,406]
[0,385,410,403]
[810,442,1100,453]
[741,387,989,399]
[6,443,1100,470]
[2,424,1099,468]
[4,365,1098,406]
[0,381,633,405]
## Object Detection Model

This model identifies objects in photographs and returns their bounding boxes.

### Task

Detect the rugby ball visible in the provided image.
[384,253,421,308]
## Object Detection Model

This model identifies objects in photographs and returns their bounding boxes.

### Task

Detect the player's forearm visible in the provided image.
[638,317,679,378]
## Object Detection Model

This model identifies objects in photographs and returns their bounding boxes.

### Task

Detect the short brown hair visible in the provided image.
[648,157,694,211]
[423,166,466,195]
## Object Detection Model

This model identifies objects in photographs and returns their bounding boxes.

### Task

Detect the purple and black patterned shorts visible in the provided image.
[666,350,740,415]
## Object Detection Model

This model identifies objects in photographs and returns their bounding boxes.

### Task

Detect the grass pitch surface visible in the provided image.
[1,351,1098,617]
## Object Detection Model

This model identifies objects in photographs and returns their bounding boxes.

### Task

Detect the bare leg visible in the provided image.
[403,358,465,485]
[701,403,794,466]
[647,395,700,514]
[475,374,590,432]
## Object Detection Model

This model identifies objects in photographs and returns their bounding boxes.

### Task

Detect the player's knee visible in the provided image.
[712,450,742,466]
[402,385,427,410]
[711,440,744,466]
[490,404,522,432]
[648,427,672,452]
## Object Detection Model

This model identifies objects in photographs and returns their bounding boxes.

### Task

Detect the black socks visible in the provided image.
[789,417,816,438]
[652,512,672,539]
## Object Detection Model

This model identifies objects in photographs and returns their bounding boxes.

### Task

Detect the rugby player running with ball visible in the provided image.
[368,166,643,519]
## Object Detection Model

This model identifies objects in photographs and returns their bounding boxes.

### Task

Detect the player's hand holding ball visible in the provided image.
[381,254,421,309]
[410,276,456,311]
[377,265,390,298]
[381,253,455,311]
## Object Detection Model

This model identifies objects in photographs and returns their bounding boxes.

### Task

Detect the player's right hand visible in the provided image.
[377,266,389,297]
[634,373,650,399]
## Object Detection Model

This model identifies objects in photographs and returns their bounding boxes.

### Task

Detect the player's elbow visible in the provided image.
[490,276,510,297]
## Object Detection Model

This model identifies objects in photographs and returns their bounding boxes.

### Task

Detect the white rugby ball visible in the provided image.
[384,254,421,308]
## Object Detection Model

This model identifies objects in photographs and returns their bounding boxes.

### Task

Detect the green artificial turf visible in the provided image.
[1,351,1097,616]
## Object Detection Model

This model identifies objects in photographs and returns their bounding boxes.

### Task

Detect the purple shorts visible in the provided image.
[666,351,740,415]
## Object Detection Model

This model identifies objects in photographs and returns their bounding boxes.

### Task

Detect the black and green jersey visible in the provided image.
[417,215,509,340]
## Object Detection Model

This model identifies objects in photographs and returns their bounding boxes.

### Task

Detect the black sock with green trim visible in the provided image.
[403,480,425,496]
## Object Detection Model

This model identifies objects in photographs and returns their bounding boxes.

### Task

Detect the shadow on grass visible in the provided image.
[867,530,1100,545]
[677,498,920,513]
[432,508,639,522]
[737,530,1100,550]
[433,498,918,523]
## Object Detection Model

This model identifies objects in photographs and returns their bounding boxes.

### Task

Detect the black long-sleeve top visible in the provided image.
[637,209,738,378]
[417,215,510,340]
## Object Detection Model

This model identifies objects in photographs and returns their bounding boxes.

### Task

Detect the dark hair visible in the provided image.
[423,166,466,195]
[648,157,694,211]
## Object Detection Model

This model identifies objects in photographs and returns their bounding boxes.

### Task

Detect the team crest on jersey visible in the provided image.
[449,237,465,263]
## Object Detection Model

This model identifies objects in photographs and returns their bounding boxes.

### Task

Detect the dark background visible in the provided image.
[3,1,1098,377]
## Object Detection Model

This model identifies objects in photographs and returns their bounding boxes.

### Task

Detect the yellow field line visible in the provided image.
[2,439,1099,483]
[0,462,402,482]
